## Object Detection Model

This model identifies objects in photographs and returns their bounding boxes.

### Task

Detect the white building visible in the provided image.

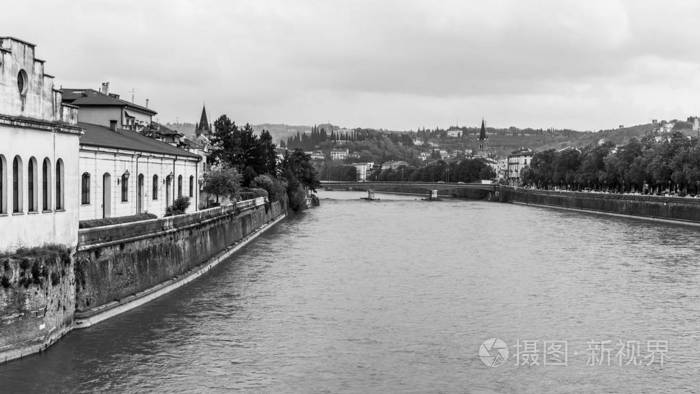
[351,162,373,182]
[77,123,200,220]
[330,148,349,161]
[446,129,461,138]
[507,148,534,184]
[381,160,409,170]
[0,37,82,251]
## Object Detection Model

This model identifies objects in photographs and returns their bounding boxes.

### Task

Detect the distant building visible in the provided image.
[419,152,431,161]
[507,148,534,184]
[62,84,157,132]
[309,151,325,160]
[330,148,349,161]
[413,139,424,146]
[348,151,361,159]
[439,150,449,159]
[381,160,409,170]
[352,162,373,182]
[446,129,461,138]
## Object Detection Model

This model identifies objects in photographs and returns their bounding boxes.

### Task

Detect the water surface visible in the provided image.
[1,191,699,393]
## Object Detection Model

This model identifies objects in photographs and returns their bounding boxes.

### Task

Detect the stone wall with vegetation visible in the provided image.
[502,188,700,223]
[0,247,75,363]
[74,201,284,317]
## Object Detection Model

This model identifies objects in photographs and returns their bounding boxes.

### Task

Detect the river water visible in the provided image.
[2,190,700,393]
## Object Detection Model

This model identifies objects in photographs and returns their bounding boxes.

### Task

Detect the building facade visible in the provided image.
[507,148,534,184]
[61,84,156,132]
[330,148,349,161]
[77,123,200,221]
[0,37,82,251]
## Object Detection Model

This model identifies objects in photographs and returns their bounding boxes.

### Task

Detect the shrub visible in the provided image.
[166,196,191,216]
[251,175,286,202]
[79,213,157,229]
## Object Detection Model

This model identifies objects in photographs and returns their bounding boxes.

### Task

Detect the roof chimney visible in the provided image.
[145,98,149,108]
[109,120,118,131]
[101,82,110,95]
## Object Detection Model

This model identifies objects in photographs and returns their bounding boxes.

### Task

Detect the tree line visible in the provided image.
[204,115,320,211]
[521,132,700,195]
[372,158,496,183]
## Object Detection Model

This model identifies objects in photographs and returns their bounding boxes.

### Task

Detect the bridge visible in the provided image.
[320,181,500,199]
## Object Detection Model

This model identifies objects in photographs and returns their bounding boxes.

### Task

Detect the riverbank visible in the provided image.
[0,198,287,365]
[500,187,700,225]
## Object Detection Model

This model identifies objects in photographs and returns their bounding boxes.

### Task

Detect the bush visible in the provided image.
[251,175,286,202]
[166,196,191,216]
[79,213,157,229]
[238,187,268,201]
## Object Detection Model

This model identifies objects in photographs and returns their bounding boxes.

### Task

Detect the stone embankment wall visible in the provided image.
[501,188,700,223]
[0,198,286,364]
[0,248,75,363]
[74,199,284,318]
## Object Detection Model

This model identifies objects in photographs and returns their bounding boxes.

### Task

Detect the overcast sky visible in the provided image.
[3,0,700,131]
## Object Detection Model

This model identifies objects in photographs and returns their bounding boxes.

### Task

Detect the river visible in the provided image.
[1,190,700,393]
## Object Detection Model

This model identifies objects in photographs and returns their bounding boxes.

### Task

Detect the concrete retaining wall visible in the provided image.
[74,199,283,317]
[501,188,700,223]
[0,198,286,364]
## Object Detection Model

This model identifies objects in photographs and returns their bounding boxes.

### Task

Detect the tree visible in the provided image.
[202,167,242,204]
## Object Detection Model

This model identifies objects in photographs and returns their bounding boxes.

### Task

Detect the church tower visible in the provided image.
[478,118,487,152]
[195,105,211,137]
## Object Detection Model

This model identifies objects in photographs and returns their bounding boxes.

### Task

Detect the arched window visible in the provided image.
[177,175,183,198]
[28,157,37,212]
[0,155,6,214]
[12,156,23,213]
[121,172,129,202]
[189,175,194,197]
[17,70,28,96]
[152,175,159,200]
[55,159,64,210]
[42,158,51,211]
[81,172,91,205]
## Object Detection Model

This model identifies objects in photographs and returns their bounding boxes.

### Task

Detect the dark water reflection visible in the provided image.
[2,191,700,393]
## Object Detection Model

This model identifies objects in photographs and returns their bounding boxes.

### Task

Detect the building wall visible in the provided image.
[122,108,152,128]
[78,147,199,221]
[0,127,80,251]
[0,38,81,252]
[76,107,122,128]
[0,38,60,121]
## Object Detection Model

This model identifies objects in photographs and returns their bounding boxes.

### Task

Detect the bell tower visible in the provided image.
[479,118,487,152]
[195,104,211,137]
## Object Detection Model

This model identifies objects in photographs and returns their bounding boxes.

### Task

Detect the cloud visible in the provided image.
[2,0,700,130]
